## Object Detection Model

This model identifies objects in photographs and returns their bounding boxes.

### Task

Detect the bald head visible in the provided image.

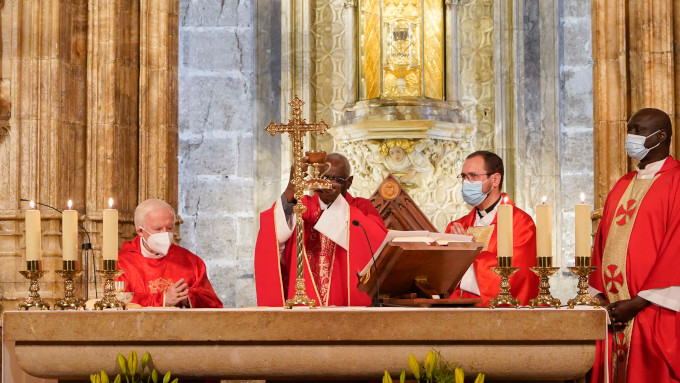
[316,152,353,205]
[628,108,673,138]
[326,152,352,178]
[627,108,673,166]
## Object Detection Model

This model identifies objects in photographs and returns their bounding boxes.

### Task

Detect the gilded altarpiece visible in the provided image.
[0,0,178,313]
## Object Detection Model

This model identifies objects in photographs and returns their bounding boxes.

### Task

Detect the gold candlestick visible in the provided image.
[19,260,50,310]
[94,260,126,310]
[529,257,561,308]
[54,260,85,310]
[266,96,332,309]
[567,258,599,308]
[489,257,520,308]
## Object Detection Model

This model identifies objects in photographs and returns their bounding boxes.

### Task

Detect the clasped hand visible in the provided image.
[606,296,649,330]
[165,278,189,307]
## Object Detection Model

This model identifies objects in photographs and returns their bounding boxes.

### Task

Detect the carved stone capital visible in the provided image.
[343,0,357,8]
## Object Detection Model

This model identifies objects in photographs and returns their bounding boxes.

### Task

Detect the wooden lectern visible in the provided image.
[358,240,485,307]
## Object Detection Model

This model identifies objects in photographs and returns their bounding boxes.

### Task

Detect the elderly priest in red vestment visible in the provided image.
[116,198,223,308]
[589,108,680,383]
[445,151,539,306]
[255,153,387,307]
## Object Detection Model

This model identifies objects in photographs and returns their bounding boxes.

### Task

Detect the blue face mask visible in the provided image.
[625,130,661,160]
[461,178,491,206]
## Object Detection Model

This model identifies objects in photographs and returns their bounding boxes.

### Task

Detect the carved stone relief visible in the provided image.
[458,0,495,150]
[337,137,473,231]
[310,0,348,153]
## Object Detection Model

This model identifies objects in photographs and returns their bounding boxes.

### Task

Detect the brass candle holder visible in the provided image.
[94,260,126,310]
[529,257,561,308]
[266,96,332,309]
[567,257,599,308]
[54,260,85,310]
[18,260,50,310]
[489,257,520,308]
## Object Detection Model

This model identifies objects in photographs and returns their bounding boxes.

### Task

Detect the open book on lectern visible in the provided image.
[357,230,484,301]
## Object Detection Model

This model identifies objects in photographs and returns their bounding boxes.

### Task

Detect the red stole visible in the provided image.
[116,237,223,308]
[445,194,539,306]
[590,156,680,383]
[255,193,387,307]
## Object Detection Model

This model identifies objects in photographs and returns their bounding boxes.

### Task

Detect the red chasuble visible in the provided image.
[117,237,223,308]
[255,193,387,307]
[444,194,539,306]
[590,156,680,383]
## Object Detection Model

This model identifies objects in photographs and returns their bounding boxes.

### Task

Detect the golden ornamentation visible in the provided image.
[423,0,444,99]
[266,96,333,309]
[379,180,401,200]
[377,138,416,156]
[489,265,520,309]
[18,268,50,311]
[466,225,494,252]
[529,262,561,309]
[567,266,600,308]
[358,0,444,99]
[54,269,86,310]
[94,268,127,310]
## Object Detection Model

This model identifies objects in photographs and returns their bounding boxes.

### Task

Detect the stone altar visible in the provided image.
[2,307,606,382]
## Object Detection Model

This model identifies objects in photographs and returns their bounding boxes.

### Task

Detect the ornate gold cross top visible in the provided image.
[265,96,329,206]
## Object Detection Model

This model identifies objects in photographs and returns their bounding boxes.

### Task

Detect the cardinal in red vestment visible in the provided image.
[589,108,680,383]
[445,151,539,306]
[116,199,223,308]
[255,153,387,307]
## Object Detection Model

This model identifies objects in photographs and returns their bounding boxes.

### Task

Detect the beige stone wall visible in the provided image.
[0,0,178,313]
[593,0,680,210]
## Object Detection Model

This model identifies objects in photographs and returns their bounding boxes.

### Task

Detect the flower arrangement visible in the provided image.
[382,350,485,383]
[90,351,178,383]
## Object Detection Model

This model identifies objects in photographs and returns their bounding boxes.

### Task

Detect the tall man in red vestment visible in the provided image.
[445,151,539,306]
[589,108,680,383]
[117,199,223,308]
[255,153,387,307]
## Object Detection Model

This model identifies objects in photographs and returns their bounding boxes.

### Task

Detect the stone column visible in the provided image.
[445,0,460,105]
[344,0,358,106]
[592,0,628,210]
[0,0,88,301]
[85,0,141,298]
[628,0,675,133]
[138,0,179,208]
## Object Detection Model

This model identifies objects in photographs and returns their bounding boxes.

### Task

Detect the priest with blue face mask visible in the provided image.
[444,151,539,306]
[115,199,223,308]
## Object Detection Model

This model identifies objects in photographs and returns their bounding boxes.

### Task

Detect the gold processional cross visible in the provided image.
[265,96,330,308]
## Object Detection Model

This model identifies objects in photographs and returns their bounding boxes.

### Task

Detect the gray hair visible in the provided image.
[134,199,175,228]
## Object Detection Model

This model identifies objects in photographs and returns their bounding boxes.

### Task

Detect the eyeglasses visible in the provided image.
[457,173,492,183]
[322,176,351,184]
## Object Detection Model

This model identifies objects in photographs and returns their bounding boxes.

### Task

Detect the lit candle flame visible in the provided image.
[67,200,73,209]
[108,198,114,208]
[580,192,585,204]
[541,196,547,204]
[29,200,35,209]
[503,196,509,204]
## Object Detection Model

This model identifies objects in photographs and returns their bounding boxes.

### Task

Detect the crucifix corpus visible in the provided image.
[265,95,333,308]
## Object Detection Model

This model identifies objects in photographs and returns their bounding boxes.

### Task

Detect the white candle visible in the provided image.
[62,200,78,261]
[25,200,41,261]
[497,197,513,259]
[535,196,552,259]
[102,198,119,261]
[575,192,592,259]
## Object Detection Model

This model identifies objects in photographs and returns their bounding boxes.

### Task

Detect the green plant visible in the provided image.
[382,350,485,383]
[90,351,178,383]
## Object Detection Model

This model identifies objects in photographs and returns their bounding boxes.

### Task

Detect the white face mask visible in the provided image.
[140,227,172,256]
[625,130,662,160]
